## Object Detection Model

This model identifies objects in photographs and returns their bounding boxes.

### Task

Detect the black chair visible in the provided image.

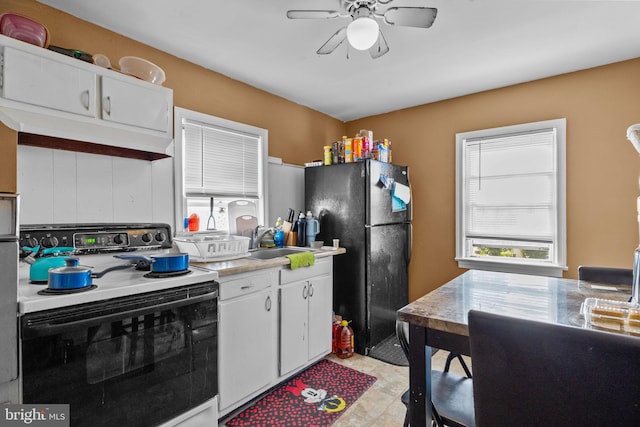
[577,265,633,285]
[468,310,640,427]
[396,320,475,427]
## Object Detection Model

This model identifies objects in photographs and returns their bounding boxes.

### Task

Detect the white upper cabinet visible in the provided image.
[0,35,173,159]
[2,46,96,118]
[101,76,171,133]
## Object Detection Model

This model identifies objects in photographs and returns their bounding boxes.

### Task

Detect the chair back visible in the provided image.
[577,265,632,285]
[468,310,640,427]
[395,319,410,357]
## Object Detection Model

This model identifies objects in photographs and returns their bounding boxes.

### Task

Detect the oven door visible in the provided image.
[20,282,218,427]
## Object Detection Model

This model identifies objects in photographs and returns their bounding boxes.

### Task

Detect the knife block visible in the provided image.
[286,230,297,246]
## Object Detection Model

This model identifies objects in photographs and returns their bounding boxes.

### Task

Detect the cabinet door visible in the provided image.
[279,281,309,376]
[2,46,96,117]
[219,288,274,410]
[307,274,333,360]
[101,75,171,133]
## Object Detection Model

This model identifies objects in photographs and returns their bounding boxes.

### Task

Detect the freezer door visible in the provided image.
[305,162,367,244]
[367,222,410,349]
[367,160,411,225]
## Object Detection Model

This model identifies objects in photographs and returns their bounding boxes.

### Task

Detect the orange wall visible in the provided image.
[0,123,17,193]
[348,59,640,299]
[5,1,640,301]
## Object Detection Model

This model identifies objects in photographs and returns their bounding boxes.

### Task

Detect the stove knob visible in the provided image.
[41,235,59,248]
[113,234,125,245]
[25,236,39,247]
[141,233,153,243]
[155,232,167,243]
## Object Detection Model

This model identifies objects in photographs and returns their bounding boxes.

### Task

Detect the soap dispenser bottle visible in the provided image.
[274,217,285,248]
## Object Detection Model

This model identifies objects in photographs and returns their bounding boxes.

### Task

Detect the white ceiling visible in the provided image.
[38,0,640,122]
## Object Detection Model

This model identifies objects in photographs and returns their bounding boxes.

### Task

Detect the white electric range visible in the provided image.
[18,223,220,427]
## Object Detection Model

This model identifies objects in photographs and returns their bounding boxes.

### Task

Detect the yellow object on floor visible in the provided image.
[286,252,315,269]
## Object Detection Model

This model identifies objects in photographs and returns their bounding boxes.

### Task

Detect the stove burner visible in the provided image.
[144,269,192,279]
[37,285,98,295]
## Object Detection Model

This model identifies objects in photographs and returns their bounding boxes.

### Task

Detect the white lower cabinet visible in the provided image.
[218,269,278,415]
[217,257,334,419]
[279,258,333,376]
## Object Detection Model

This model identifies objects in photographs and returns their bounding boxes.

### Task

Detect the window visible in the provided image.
[455,119,566,277]
[174,107,268,233]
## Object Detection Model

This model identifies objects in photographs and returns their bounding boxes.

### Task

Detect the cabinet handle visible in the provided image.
[302,284,308,300]
[103,96,111,115]
[265,296,271,312]
[241,284,255,290]
[80,90,90,111]
[308,283,314,298]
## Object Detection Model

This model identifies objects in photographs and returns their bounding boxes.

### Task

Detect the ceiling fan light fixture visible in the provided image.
[346,17,379,50]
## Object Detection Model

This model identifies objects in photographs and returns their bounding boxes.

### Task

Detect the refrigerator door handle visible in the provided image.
[406,222,412,265]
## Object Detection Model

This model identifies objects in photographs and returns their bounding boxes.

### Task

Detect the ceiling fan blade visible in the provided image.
[317,26,347,55]
[383,7,438,28]
[286,10,340,19]
[369,30,389,59]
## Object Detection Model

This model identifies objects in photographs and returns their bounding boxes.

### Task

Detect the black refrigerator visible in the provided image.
[305,159,411,355]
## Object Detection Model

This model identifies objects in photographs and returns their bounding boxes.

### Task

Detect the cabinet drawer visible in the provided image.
[219,270,274,301]
[280,257,332,285]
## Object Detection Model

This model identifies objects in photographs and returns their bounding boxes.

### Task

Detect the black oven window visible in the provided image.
[21,286,218,427]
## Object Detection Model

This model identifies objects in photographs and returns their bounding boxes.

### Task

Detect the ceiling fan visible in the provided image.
[286,0,438,59]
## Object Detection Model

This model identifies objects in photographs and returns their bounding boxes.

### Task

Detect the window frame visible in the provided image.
[455,118,567,277]
[173,107,268,232]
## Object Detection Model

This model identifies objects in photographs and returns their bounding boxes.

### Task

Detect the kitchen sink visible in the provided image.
[247,247,315,260]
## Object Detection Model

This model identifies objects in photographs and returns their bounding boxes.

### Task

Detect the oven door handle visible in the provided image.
[22,291,218,338]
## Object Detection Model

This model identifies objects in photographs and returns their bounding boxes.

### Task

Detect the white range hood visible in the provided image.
[0,107,174,160]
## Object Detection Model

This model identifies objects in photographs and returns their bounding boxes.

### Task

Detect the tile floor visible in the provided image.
[219,350,471,427]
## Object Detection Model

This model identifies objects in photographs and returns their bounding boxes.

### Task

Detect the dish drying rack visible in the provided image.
[174,232,250,262]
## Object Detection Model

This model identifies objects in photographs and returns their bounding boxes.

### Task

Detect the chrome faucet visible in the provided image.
[251,225,277,249]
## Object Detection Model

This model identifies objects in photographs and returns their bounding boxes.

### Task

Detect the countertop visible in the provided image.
[191,246,346,276]
[397,269,632,336]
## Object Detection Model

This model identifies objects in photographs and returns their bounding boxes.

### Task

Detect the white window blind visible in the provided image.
[464,129,556,243]
[456,118,566,277]
[182,119,261,198]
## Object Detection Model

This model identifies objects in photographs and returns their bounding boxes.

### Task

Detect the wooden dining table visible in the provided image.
[396,269,633,426]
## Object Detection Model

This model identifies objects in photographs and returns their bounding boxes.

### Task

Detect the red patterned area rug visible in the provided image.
[225,359,377,427]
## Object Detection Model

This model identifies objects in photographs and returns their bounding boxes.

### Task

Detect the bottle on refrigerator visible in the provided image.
[360,129,373,159]
[354,137,363,161]
[343,136,353,163]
